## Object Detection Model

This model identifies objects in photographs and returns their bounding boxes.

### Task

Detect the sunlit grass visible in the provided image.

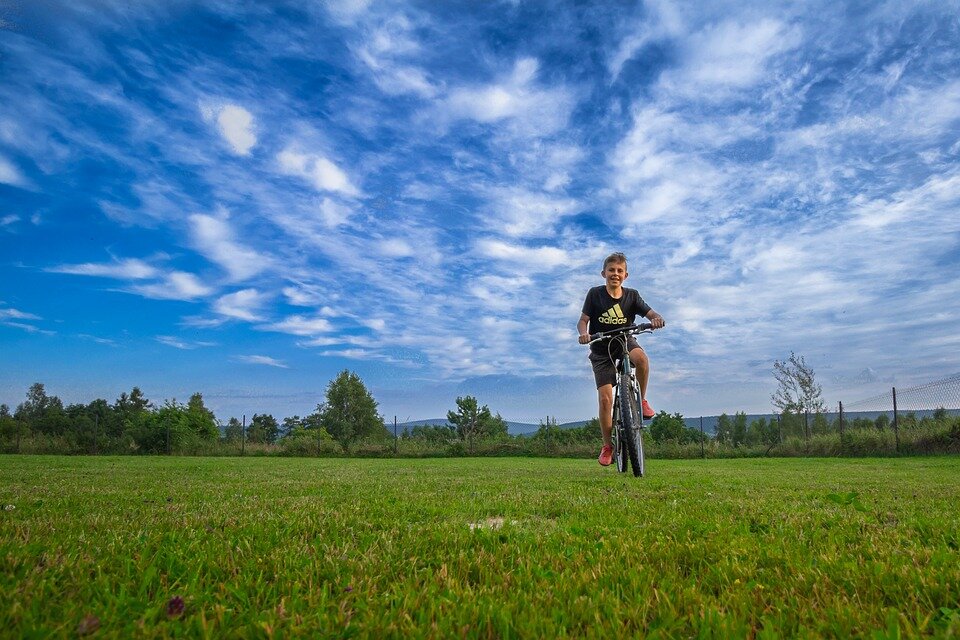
[2,456,959,637]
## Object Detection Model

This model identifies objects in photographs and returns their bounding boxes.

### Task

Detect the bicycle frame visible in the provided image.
[588,323,653,477]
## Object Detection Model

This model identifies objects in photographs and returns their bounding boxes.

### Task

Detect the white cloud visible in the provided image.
[217,105,257,155]
[659,19,801,98]
[189,211,268,281]
[261,314,333,336]
[235,354,288,368]
[484,186,581,237]
[281,283,334,307]
[277,148,360,197]
[49,258,159,280]
[1,214,20,227]
[0,155,28,188]
[0,307,41,321]
[130,272,213,300]
[213,288,268,321]
[475,239,571,269]
[156,335,217,349]
[441,58,575,136]
[378,238,413,258]
[200,102,257,155]
[319,197,352,228]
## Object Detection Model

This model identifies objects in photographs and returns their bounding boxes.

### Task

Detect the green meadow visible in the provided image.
[2,455,959,638]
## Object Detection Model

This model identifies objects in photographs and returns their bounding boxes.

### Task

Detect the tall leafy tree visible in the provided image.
[247,413,280,444]
[732,412,748,446]
[446,396,499,452]
[186,392,219,440]
[223,417,244,443]
[772,352,825,414]
[317,370,383,451]
[715,413,733,444]
[649,411,686,443]
[15,383,66,434]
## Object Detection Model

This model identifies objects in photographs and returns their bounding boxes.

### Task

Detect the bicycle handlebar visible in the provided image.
[586,322,659,345]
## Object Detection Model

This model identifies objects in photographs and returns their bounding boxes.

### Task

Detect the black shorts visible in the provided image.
[589,337,642,388]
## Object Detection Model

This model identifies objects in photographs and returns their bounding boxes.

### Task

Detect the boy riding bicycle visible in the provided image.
[578,252,665,466]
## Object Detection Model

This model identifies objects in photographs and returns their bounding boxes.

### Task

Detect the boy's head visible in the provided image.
[603,252,627,270]
[601,252,628,286]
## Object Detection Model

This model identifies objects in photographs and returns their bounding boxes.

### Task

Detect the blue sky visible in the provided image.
[2,0,959,424]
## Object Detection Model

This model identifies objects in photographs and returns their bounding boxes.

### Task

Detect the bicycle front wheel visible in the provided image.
[619,378,645,477]
[612,399,628,473]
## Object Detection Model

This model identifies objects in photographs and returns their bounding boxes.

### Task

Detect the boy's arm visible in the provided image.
[577,313,591,344]
[644,309,666,329]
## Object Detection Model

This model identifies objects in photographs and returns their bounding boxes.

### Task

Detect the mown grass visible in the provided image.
[2,456,959,638]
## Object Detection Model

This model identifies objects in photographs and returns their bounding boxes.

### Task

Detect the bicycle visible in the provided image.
[586,322,657,477]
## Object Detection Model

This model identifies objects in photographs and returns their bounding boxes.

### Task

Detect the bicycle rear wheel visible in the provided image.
[619,378,645,477]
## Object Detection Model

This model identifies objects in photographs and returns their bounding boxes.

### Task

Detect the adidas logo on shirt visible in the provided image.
[598,304,628,325]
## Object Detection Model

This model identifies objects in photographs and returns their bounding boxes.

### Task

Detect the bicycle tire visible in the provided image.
[612,398,628,473]
[620,378,645,477]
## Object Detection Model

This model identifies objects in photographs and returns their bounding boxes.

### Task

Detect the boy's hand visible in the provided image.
[578,333,591,344]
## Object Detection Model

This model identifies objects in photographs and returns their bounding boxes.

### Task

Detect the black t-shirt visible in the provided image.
[581,286,651,356]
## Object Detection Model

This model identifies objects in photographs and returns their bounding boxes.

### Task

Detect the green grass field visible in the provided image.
[2,455,959,638]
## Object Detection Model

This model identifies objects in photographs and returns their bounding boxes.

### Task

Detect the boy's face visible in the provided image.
[602,260,628,287]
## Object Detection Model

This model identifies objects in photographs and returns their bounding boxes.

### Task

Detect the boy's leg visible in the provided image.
[597,384,614,446]
[629,347,649,398]
[629,346,655,418]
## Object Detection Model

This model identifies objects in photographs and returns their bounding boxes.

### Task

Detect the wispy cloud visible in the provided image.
[260,314,333,336]
[188,211,269,281]
[156,335,217,350]
[129,272,214,301]
[0,155,29,188]
[277,147,361,197]
[213,288,268,321]
[49,258,159,280]
[0,307,40,321]
[235,354,288,368]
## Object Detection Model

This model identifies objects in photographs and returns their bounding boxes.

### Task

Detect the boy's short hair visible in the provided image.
[603,252,628,269]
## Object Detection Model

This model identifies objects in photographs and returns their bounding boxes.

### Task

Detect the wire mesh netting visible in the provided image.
[843,373,960,414]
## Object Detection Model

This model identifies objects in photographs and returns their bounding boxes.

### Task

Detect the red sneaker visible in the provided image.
[598,444,613,466]
[641,399,655,419]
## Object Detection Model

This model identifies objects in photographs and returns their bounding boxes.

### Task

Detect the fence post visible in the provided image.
[166,415,171,455]
[16,421,21,453]
[241,414,246,456]
[700,416,705,458]
[93,412,99,456]
[394,416,398,455]
[892,387,900,454]
[838,401,844,445]
[804,410,810,452]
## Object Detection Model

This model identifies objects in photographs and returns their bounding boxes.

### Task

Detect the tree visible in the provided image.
[317,370,383,452]
[223,417,244,443]
[772,352,825,414]
[732,412,748,446]
[186,392,219,440]
[649,411,686,443]
[281,416,304,439]
[247,413,280,444]
[446,396,498,452]
[15,383,66,435]
[715,413,733,444]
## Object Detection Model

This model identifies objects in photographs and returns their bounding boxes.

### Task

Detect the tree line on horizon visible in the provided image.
[3,354,959,457]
